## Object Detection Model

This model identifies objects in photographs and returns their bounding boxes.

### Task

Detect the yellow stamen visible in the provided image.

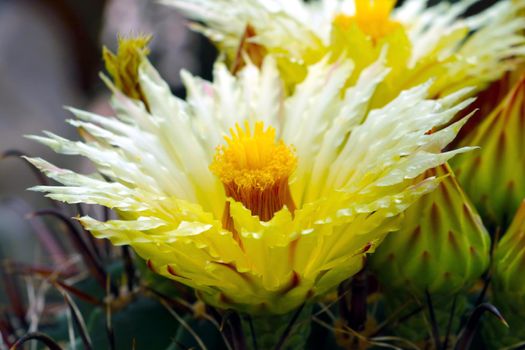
[333,0,400,42]
[210,122,296,229]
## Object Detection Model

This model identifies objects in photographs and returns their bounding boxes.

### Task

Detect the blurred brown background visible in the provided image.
[0,0,215,266]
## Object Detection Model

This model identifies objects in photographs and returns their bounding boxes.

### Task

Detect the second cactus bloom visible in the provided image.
[167,0,525,106]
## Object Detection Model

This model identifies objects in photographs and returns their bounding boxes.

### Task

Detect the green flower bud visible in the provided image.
[370,164,490,297]
[451,72,525,229]
[103,35,152,106]
[487,200,525,348]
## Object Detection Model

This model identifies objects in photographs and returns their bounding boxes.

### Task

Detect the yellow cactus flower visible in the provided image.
[452,69,525,229]
[27,55,473,314]
[166,0,525,106]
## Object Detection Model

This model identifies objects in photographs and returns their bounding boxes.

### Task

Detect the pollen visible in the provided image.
[210,122,297,227]
[333,0,400,42]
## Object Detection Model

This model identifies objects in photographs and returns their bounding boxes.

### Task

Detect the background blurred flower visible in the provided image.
[26,46,474,315]
[166,0,525,107]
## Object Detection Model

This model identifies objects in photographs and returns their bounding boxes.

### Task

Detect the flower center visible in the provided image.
[210,122,296,231]
[333,0,400,42]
